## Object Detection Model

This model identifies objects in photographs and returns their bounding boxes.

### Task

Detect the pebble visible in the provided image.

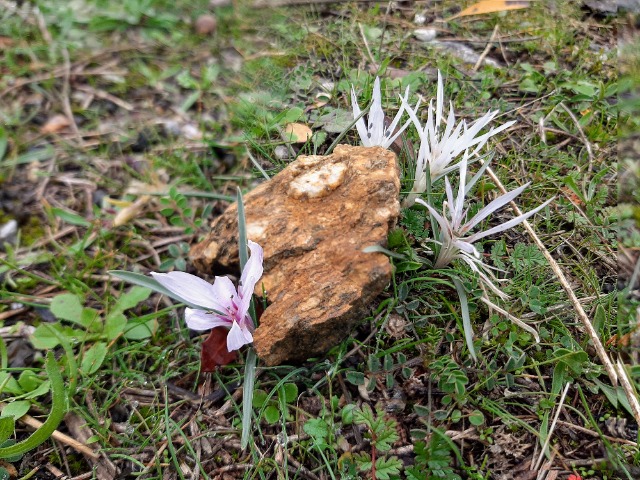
[414,13,428,25]
[0,219,18,249]
[195,14,217,35]
[274,145,291,160]
[414,28,437,42]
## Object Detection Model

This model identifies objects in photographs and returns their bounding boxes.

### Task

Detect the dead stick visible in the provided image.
[615,359,640,427]
[473,24,499,72]
[482,165,620,387]
[12,410,99,460]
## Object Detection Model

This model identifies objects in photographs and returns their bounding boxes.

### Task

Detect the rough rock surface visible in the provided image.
[190,144,400,365]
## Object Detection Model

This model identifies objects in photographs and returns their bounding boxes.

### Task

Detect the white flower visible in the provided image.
[403,71,515,207]
[351,77,417,149]
[417,153,552,298]
[151,241,264,351]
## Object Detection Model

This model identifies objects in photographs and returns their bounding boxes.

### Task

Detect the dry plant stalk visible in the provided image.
[483,164,640,426]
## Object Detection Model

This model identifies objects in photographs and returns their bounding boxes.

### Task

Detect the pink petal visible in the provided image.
[185,308,230,331]
[151,272,222,311]
[227,321,253,351]
[238,241,264,317]
[211,276,237,304]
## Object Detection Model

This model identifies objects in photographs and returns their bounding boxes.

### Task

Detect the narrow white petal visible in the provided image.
[441,103,456,145]
[151,272,221,311]
[455,152,469,220]
[458,254,509,300]
[466,197,553,243]
[185,308,230,331]
[454,239,480,257]
[444,176,456,220]
[351,86,370,145]
[464,159,491,196]
[368,77,385,144]
[463,183,530,233]
[384,86,410,139]
[415,198,450,234]
[384,118,412,148]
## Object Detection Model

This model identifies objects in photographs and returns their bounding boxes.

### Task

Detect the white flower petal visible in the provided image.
[368,77,385,144]
[240,241,263,294]
[209,276,238,315]
[415,199,450,234]
[185,308,230,331]
[227,321,253,351]
[467,197,553,243]
[351,86,370,145]
[463,183,530,233]
[237,240,263,318]
[151,272,222,311]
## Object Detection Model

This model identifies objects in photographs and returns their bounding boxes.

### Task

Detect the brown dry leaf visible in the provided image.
[282,123,312,143]
[447,0,529,20]
[41,114,71,134]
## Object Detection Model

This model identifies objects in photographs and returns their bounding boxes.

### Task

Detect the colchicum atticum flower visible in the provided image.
[351,76,418,149]
[417,153,553,298]
[402,71,515,208]
[151,241,263,351]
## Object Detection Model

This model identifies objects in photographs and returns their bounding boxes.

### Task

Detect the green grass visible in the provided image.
[0,0,634,478]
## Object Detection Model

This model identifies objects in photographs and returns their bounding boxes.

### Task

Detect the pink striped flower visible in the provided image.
[151,241,263,351]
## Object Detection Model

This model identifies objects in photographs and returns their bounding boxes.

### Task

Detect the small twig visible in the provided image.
[75,84,134,111]
[551,419,637,446]
[32,5,52,44]
[473,24,499,73]
[61,47,80,138]
[358,22,378,69]
[615,359,640,426]
[14,411,99,460]
[484,164,618,384]
[479,296,539,342]
[533,382,570,471]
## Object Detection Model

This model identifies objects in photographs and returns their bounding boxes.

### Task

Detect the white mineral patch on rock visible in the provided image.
[288,162,347,199]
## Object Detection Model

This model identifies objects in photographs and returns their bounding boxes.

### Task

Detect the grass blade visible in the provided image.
[241,348,258,450]
[0,352,67,459]
[453,277,477,362]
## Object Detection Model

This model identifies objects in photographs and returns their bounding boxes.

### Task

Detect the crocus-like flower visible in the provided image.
[403,71,515,208]
[417,153,552,298]
[151,241,263,351]
[351,77,417,149]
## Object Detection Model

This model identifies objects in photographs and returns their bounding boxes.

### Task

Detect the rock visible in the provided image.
[40,114,71,134]
[274,145,291,160]
[414,28,437,42]
[195,14,217,35]
[190,145,400,365]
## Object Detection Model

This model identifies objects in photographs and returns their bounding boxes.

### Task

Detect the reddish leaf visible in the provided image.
[200,327,236,371]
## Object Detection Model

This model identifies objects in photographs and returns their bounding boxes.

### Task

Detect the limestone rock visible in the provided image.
[190,144,400,365]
